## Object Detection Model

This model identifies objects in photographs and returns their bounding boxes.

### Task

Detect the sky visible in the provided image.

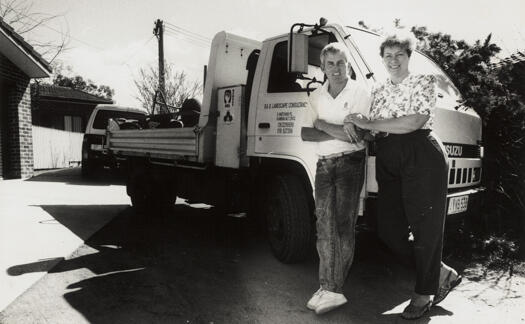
[22,0,525,107]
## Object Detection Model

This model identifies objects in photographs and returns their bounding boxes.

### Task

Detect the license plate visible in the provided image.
[448,195,469,215]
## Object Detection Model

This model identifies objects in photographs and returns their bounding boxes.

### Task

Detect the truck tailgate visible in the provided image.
[107,128,198,159]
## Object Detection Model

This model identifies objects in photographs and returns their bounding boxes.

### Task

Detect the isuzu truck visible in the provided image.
[106,19,484,263]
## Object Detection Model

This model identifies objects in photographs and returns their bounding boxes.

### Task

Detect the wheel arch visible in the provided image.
[251,156,314,197]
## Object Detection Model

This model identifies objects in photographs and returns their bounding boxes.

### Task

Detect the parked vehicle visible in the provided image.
[106,19,484,263]
[82,104,146,177]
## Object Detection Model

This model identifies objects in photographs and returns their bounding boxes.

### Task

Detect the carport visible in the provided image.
[0,18,52,179]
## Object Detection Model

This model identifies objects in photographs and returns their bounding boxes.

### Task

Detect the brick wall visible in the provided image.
[0,53,33,179]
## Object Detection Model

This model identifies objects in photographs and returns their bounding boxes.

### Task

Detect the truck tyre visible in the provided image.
[81,158,98,178]
[128,166,176,215]
[129,172,150,214]
[263,174,314,263]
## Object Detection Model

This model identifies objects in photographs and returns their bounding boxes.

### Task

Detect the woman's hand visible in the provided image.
[344,113,371,130]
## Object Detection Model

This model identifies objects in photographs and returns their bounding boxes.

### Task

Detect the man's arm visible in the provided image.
[314,119,357,142]
[301,127,333,142]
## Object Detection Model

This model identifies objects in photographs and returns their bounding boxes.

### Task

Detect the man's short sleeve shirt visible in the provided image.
[307,79,371,156]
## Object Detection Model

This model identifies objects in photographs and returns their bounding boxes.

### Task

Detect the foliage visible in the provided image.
[443,224,524,276]
[0,0,69,62]
[134,63,203,114]
[52,73,114,100]
[41,62,115,100]
[410,26,525,258]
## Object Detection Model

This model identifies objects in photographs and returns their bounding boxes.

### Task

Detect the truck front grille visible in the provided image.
[449,166,481,186]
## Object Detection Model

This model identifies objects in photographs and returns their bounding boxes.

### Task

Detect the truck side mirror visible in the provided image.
[288,33,308,74]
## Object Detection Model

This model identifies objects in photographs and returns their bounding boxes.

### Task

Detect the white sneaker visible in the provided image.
[315,290,347,314]
[306,287,324,310]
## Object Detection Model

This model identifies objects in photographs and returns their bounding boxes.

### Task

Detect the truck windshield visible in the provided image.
[93,110,146,130]
[345,26,463,106]
[344,27,389,82]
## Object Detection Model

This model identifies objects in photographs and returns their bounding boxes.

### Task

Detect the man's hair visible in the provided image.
[320,42,350,68]
[379,29,417,57]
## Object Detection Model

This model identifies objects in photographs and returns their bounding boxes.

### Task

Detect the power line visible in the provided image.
[120,35,155,66]
[164,27,211,46]
[164,32,210,49]
[164,21,211,42]
[164,26,210,44]
[164,30,209,46]
[164,26,210,43]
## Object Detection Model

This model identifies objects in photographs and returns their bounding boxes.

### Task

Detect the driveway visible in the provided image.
[0,168,524,323]
[0,168,129,311]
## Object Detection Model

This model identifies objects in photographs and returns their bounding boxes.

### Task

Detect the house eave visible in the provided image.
[0,27,52,78]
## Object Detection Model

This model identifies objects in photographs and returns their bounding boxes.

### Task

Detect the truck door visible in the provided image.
[250,29,372,187]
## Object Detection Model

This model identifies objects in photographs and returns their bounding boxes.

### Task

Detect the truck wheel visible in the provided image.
[128,169,176,214]
[129,175,150,213]
[81,158,98,178]
[263,174,314,263]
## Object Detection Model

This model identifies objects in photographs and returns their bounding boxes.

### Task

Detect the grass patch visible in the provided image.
[443,223,525,277]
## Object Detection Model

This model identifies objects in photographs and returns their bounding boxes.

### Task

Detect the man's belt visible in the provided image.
[319,150,362,160]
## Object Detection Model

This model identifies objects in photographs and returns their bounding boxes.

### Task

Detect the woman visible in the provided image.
[345,31,462,320]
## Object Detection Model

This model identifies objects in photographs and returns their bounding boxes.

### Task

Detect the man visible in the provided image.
[301,42,371,315]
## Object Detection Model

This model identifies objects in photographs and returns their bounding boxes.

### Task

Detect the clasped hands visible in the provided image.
[343,113,371,142]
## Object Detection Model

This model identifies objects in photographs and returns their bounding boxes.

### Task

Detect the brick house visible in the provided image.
[31,84,113,133]
[0,18,52,179]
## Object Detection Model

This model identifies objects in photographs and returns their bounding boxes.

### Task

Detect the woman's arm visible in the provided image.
[345,113,429,134]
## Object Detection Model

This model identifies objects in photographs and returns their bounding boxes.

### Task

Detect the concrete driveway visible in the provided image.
[0,168,524,323]
[0,168,129,311]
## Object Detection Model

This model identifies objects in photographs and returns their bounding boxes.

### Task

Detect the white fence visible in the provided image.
[32,126,83,169]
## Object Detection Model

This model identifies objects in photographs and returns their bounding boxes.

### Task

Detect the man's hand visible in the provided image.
[314,118,361,143]
[343,122,360,143]
[313,119,326,131]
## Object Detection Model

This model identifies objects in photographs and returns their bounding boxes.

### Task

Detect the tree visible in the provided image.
[0,0,69,62]
[414,26,525,258]
[52,74,115,100]
[411,27,525,242]
[134,63,203,114]
[44,62,115,100]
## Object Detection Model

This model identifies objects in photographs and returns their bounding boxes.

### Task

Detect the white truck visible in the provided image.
[82,104,146,177]
[106,19,484,263]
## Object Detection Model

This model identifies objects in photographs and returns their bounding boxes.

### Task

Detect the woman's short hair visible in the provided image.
[320,42,350,68]
[379,29,417,57]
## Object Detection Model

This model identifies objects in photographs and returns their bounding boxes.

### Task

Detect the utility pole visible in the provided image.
[153,19,165,98]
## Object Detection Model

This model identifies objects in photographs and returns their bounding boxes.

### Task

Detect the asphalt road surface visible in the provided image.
[0,168,523,324]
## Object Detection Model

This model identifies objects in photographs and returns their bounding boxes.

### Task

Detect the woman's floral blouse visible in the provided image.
[369,74,437,130]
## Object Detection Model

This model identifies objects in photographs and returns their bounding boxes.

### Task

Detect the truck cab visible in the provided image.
[246,23,483,222]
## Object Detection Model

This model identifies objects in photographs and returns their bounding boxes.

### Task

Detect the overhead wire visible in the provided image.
[164,26,210,44]
[164,33,210,48]
[164,28,210,45]
[164,27,210,45]
[163,21,211,42]
[163,20,211,49]
[164,28,209,43]
[120,35,156,66]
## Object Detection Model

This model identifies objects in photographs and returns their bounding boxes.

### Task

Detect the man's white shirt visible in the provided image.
[306,79,371,157]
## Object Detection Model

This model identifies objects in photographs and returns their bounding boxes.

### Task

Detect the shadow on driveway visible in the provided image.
[28,167,126,186]
[2,202,462,323]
